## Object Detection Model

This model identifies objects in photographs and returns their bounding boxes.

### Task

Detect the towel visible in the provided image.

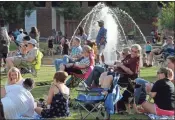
[145,113,174,120]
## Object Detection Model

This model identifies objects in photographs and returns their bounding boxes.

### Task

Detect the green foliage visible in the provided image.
[0,1,35,24]
[118,2,159,20]
[158,2,175,30]
[56,2,84,20]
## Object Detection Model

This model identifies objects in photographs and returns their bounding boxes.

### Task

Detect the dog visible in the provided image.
[117,79,142,114]
[125,79,142,114]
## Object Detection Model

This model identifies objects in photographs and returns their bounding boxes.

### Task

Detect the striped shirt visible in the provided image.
[75,57,90,74]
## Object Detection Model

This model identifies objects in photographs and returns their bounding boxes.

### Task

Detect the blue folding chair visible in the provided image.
[75,73,122,120]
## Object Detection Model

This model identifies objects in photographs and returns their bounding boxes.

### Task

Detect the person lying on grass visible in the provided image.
[138,67,175,116]
[35,71,70,118]
[1,78,35,119]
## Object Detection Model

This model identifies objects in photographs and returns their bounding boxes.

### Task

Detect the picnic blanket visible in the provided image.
[145,113,174,120]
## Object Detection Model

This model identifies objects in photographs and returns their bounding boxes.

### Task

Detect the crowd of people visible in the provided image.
[0,19,175,119]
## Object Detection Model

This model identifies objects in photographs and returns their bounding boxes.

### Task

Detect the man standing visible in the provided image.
[96,20,107,64]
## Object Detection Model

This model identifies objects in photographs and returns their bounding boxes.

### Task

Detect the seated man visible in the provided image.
[1,78,35,119]
[16,35,31,56]
[6,39,38,71]
[54,37,82,71]
[147,36,174,67]
[85,47,131,87]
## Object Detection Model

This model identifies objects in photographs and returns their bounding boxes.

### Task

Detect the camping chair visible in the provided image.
[68,65,94,88]
[68,52,95,87]
[18,50,43,77]
[75,73,122,120]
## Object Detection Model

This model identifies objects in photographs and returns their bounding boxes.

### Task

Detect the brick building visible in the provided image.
[6,1,159,38]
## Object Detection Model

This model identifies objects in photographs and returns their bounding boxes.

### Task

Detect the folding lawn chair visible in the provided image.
[68,65,94,88]
[75,73,122,120]
[17,49,43,77]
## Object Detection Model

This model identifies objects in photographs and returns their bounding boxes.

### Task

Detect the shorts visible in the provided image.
[97,45,105,55]
[146,51,151,54]
[141,101,175,116]
[155,104,174,116]
[12,56,31,67]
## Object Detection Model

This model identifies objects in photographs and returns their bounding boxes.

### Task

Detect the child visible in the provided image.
[35,71,70,118]
[47,36,54,56]
[145,41,152,55]
[144,41,152,66]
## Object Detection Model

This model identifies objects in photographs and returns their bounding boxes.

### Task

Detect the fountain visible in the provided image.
[71,2,146,63]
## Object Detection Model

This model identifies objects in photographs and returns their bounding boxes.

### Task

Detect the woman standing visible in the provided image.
[29,27,40,47]
[77,26,87,45]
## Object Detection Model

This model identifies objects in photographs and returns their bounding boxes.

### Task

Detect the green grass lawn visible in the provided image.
[1,65,158,119]
[2,42,159,119]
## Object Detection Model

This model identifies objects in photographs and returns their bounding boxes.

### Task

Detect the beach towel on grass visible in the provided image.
[145,113,174,120]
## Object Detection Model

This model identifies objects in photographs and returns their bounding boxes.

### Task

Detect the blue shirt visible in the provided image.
[145,44,152,52]
[70,46,82,58]
[96,27,107,45]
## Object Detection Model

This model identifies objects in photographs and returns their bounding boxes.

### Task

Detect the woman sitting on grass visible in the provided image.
[35,71,70,118]
[7,67,25,85]
[139,67,175,116]
[59,45,95,75]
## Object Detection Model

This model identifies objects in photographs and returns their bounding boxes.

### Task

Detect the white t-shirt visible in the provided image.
[1,84,35,119]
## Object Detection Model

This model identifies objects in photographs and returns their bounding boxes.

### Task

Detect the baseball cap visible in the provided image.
[19,28,23,32]
[27,39,37,45]
[97,20,104,24]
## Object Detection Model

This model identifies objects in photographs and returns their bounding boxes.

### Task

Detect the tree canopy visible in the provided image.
[0,2,35,24]
[117,2,159,20]
[158,2,174,30]
[56,2,85,20]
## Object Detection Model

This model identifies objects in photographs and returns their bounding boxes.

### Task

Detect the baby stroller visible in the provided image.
[75,73,122,120]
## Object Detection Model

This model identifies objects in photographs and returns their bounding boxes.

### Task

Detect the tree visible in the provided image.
[117,2,159,20]
[56,2,85,20]
[0,2,35,24]
[158,2,174,30]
